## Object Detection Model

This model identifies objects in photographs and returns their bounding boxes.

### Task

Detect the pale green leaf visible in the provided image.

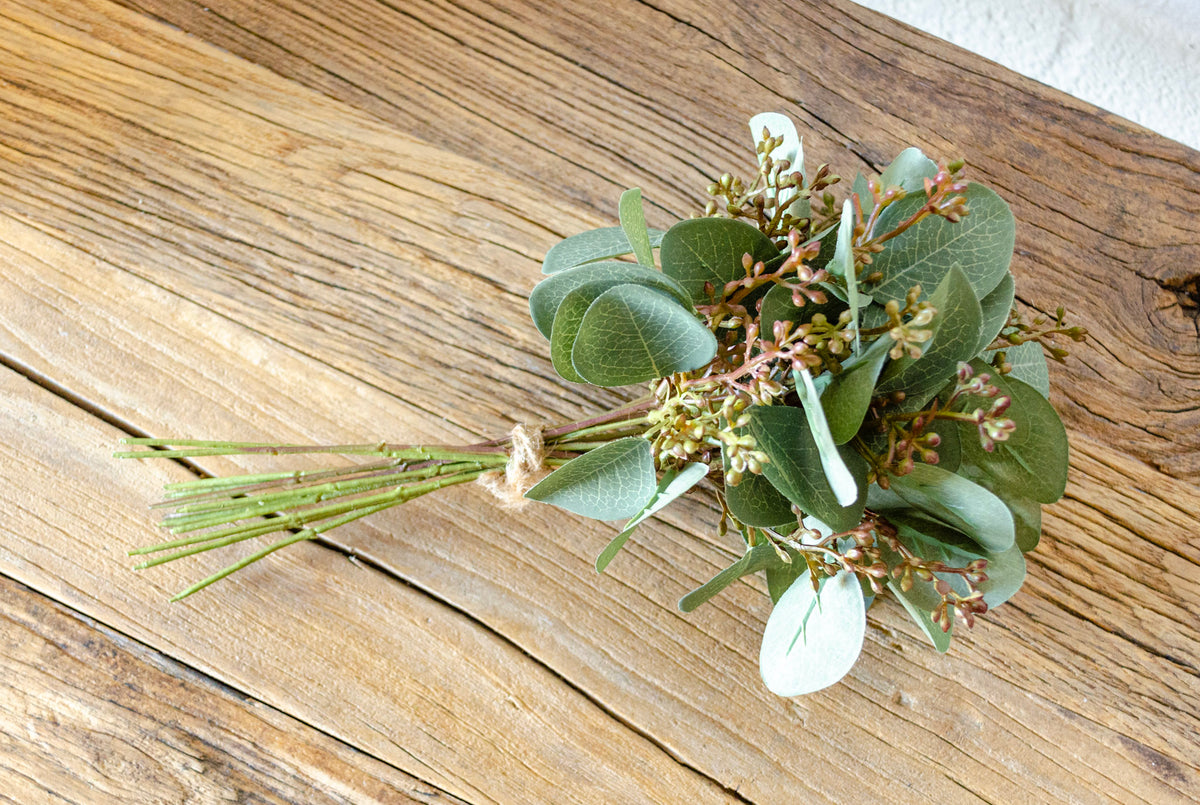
[571,285,717,386]
[878,147,938,194]
[660,217,780,303]
[870,183,1016,304]
[618,188,655,268]
[760,570,865,696]
[1003,340,1050,398]
[888,462,1015,553]
[749,112,808,220]
[542,227,665,274]
[529,261,690,339]
[678,542,780,612]
[794,368,859,505]
[596,463,708,572]
[889,514,1027,608]
[888,578,952,652]
[525,437,655,520]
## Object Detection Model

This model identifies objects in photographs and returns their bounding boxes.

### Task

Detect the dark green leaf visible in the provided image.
[760,570,866,696]
[525,437,655,520]
[529,262,690,339]
[597,463,708,572]
[542,227,665,274]
[888,462,1015,552]
[618,188,655,268]
[820,336,891,444]
[956,363,1067,504]
[571,285,718,386]
[870,183,1016,304]
[723,446,797,527]
[747,405,867,532]
[660,217,779,303]
[875,263,982,405]
[758,283,846,344]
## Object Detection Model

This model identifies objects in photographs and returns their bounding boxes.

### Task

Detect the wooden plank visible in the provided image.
[0,1,1197,802]
[0,575,468,805]
[0,363,740,804]
[103,0,1200,478]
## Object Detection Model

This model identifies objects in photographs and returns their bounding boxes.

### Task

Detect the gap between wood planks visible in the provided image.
[0,354,754,805]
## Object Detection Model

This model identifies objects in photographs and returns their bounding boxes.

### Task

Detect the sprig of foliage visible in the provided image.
[120,112,1086,697]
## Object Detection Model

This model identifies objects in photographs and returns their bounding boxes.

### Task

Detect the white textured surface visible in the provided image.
[854,0,1200,150]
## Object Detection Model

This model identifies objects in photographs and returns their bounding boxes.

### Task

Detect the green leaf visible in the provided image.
[525,437,655,520]
[954,446,1045,552]
[542,227,665,274]
[678,542,780,612]
[529,261,690,339]
[571,285,718,386]
[870,183,1016,304]
[759,570,866,696]
[660,217,780,304]
[831,199,864,351]
[853,173,873,216]
[759,283,847,343]
[747,404,867,532]
[888,462,1015,553]
[794,369,859,505]
[618,188,655,268]
[888,578,952,653]
[1003,340,1050,398]
[820,336,891,444]
[549,282,611,383]
[878,147,938,194]
[956,363,1067,504]
[749,112,808,219]
[875,263,982,405]
[976,272,1015,353]
[765,549,805,604]
[596,463,708,572]
[888,514,1026,608]
[723,446,797,528]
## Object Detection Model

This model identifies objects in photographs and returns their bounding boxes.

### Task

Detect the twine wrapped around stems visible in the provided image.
[476,423,549,508]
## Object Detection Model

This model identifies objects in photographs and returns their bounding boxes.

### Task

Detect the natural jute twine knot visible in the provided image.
[476,423,549,509]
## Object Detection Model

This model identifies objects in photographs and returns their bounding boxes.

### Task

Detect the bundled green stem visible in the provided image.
[120,407,650,599]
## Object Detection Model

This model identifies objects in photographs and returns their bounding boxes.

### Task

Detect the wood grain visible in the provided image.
[0,0,1197,802]
[0,575,467,805]
[106,0,1200,478]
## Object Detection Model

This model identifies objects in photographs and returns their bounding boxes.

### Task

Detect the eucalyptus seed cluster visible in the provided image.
[950,363,1017,452]
[703,129,841,239]
[882,286,937,360]
[646,379,768,481]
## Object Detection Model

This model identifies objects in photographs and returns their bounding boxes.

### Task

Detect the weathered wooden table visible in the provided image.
[2,1,1197,802]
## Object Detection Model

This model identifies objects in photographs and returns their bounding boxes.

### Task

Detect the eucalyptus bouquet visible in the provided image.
[121,113,1084,696]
